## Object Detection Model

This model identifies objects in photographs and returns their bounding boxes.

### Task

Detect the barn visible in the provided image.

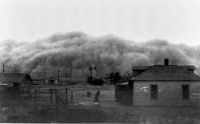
[131,59,200,106]
[0,73,33,97]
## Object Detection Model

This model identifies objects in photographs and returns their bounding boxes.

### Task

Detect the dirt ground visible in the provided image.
[1,85,200,123]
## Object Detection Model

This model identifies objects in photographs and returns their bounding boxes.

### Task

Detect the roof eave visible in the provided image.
[133,80,200,82]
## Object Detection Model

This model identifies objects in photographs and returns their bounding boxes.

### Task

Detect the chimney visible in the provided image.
[164,58,169,66]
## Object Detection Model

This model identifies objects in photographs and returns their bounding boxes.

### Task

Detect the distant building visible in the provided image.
[59,77,87,85]
[48,77,58,84]
[0,73,32,96]
[130,59,200,106]
[32,78,47,85]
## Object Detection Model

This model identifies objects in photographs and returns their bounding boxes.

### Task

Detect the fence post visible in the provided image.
[55,89,58,105]
[49,88,53,105]
[70,90,73,103]
[37,88,39,102]
[65,88,68,106]
[34,89,37,110]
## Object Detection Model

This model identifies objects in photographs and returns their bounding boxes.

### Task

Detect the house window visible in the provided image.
[151,84,158,100]
[182,85,189,100]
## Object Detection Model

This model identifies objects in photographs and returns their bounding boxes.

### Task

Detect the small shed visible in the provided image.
[115,82,133,105]
[49,77,57,84]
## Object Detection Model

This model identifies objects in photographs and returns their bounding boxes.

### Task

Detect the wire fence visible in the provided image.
[29,85,115,109]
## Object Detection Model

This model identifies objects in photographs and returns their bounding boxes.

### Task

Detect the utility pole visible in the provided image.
[2,54,5,81]
[2,63,4,81]
[57,69,60,84]
[69,63,72,85]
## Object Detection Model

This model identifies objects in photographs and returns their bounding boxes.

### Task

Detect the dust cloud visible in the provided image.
[0,32,200,78]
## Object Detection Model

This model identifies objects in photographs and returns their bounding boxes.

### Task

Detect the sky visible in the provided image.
[0,0,200,46]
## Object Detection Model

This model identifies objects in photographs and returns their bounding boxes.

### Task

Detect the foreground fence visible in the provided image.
[30,85,115,109]
[33,87,68,109]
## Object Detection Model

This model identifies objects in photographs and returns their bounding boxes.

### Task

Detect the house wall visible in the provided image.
[133,81,200,106]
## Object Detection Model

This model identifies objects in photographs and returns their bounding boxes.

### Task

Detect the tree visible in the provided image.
[106,72,115,84]
[106,72,122,85]
[121,72,132,82]
[113,72,122,85]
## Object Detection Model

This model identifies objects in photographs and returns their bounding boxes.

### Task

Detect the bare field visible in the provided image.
[1,85,200,123]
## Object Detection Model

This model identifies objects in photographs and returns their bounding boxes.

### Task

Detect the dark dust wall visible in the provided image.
[2,32,200,78]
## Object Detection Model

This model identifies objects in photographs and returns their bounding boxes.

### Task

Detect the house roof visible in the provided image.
[132,65,195,71]
[132,66,150,70]
[0,73,32,84]
[132,65,200,81]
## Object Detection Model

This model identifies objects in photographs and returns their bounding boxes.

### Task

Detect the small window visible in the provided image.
[151,84,158,100]
[182,85,189,100]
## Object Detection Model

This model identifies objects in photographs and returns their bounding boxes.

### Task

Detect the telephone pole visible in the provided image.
[2,63,4,80]
[2,56,5,81]
[57,69,60,84]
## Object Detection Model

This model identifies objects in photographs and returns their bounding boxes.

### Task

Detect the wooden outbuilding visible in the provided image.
[0,73,32,97]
